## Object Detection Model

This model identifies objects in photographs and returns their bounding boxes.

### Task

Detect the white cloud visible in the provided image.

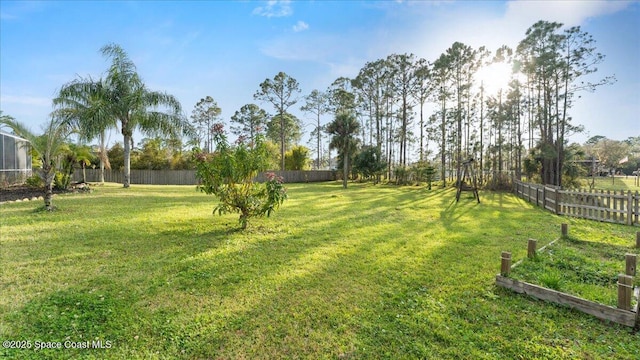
[505,0,632,27]
[293,20,309,32]
[399,0,634,65]
[252,0,293,18]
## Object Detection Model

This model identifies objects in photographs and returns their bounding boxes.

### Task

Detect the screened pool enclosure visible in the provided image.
[0,131,32,185]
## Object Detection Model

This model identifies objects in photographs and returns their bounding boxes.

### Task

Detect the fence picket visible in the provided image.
[74,169,336,185]
[607,190,611,221]
[513,180,638,226]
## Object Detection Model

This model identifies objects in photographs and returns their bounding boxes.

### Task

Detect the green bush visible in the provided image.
[194,124,287,229]
[25,174,44,188]
[394,166,410,185]
[53,171,71,190]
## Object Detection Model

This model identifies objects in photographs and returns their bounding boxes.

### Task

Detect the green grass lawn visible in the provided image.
[510,236,639,308]
[579,176,640,192]
[1,182,638,359]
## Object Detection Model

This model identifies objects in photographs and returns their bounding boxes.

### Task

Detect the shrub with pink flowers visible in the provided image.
[194,124,287,229]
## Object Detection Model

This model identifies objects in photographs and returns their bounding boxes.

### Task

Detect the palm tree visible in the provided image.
[54,43,192,187]
[326,111,360,189]
[0,114,72,210]
[59,143,95,185]
[54,77,113,183]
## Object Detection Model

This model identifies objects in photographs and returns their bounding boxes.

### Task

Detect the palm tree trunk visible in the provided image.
[99,132,106,184]
[343,140,348,189]
[123,133,131,188]
[42,166,55,211]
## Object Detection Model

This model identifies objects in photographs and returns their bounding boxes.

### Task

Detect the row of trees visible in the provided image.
[105,139,310,172]
[0,20,622,208]
[225,20,613,189]
[582,136,640,177]
[192,20,612,190]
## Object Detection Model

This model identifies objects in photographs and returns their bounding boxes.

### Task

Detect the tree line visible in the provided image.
[1,20,632,204]
[190,20,618,189]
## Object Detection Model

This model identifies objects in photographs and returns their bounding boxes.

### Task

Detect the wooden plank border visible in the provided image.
[496,275,637,327]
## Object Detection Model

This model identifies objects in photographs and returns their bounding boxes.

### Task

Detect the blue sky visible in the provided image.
[1,0,638,152]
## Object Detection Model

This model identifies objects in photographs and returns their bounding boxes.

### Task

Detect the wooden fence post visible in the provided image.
[635,191,639,226]
[626,254,637,276]
[636,300,640,331]
[501,252,512,276]
[527,239,537,259]
[636,232,640,248]
[561,223,568,237]
[627,191,633,226]
[617,274,633,311]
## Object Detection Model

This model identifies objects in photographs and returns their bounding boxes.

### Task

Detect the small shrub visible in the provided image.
[194,124,287,229]
[25,174,44,188]
[394,166,410,185]
[53,171,71,190]
[410,161,436,188]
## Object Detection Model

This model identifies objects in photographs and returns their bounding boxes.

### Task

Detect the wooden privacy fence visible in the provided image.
[74,169,336,185]
[513,180,640,226]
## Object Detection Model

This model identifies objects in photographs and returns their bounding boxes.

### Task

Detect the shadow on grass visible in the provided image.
[3,184,637,359]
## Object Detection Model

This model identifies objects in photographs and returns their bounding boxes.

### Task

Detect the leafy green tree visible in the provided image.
[107,142,125,171]
[301,89,330,169]
[191,96,222,152]
[387,53,419,167]
[353,146,386,182]
[285,145,311,170]
[58,143,95,187]
[409,161,437,188]
[413,58,432,162]
[266,112,302,153]
[54,77,114,183]
[432,52,453,187]
[230,103,268,146]
[254,72,301,170]
[594,138,630,184]
[443,42,479,186]
[561,143,586,188]
[0,114,72,210]
[516,21,613,186]
[133,138,170,170]
[353,59,389,155]
[263,140,281,170]
[327,111,360,189]
[328,77,357,114]
[620,136,640,175]
[54,43,191,188]
[194,124,287,229]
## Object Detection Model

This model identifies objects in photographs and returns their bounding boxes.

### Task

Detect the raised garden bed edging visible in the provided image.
[496,274,637,327]
[497,224,639,328]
